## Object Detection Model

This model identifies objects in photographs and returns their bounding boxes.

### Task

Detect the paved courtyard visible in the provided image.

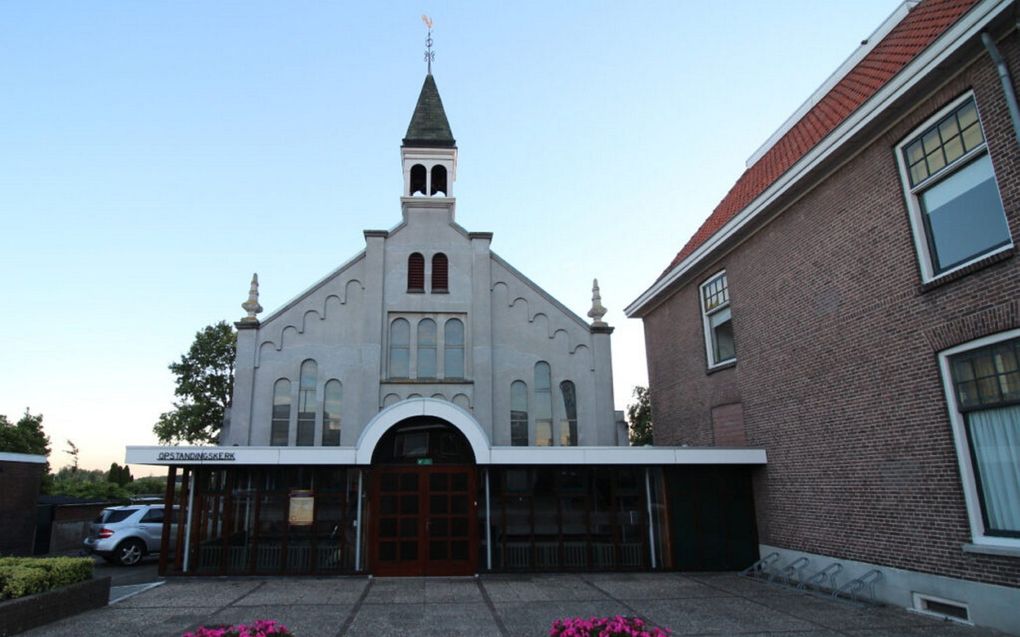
[24,572,1005,636]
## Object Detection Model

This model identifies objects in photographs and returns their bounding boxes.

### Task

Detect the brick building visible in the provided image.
[0,452,46,556]
[626,0,1019,632]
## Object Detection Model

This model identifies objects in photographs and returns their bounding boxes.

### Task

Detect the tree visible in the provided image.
[154,321,236,444]
[0,409,51,456]
[64,439,80,471]
[627,386,653,446]
[108,462,134,486]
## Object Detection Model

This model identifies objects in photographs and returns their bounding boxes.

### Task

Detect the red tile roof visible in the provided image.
[659,0,981,280]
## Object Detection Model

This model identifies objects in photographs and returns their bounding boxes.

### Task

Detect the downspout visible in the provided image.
[981,31,1020,145]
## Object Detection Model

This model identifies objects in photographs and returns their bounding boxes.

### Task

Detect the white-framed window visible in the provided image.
[895,92,1012,282]
[939,330,1020,548]
[700,270,735,368]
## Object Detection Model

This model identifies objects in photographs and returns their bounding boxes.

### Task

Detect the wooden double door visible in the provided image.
[369,465,477,576]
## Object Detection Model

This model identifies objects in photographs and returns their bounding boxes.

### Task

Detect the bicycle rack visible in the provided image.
[770,556,810,586]
[797,562,842,592]
[739,552,780,579]
[833,569,883,602]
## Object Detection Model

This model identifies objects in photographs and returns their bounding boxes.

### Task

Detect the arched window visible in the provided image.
[511,381,529,446]
[271,379,291,446]
[534,362,553,446]
[409,164,426,196]
[322,379,342,446]
[560,381,577,446]
[407,253,425,292]
[389,319,410,378]
[296,360,317,446]
[430,164,447,196]
[444,318,464,378]
[431,253,448,292]
[417,318,437,378]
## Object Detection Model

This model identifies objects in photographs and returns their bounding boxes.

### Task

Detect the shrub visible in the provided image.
[0,557,93,600]
[550,616,669,637]
[183,620,294,637]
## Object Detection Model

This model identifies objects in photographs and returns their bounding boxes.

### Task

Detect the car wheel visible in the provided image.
[116,539,145,566]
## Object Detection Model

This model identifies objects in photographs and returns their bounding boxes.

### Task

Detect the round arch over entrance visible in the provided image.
[355,398,490,465]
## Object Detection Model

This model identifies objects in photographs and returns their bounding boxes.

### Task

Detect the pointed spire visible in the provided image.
[403,74,456,148]
[240,273,263,323]
[588,278,608,327]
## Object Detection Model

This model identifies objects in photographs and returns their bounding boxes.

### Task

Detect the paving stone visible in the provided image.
[584,572,726,599]
[481,574,608,602]
[425,577,484,603]
[346,601,501,637]
[112,578,262,608]
[635,596,820,635]
[493,600,635,637]
[233,577,368,606]
[684,572,802,596]
[362,577,426,604]
[21,606,212,637]
[207,603,354,636]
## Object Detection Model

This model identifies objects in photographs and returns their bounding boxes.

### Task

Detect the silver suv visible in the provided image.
[83,504,177,566]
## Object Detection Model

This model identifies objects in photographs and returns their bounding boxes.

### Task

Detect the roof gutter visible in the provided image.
[981,31,1020,146]
[624,0,1014,318]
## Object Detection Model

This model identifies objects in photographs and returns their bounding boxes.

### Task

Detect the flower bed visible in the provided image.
[550,615,669,637]
[184,619,294,637]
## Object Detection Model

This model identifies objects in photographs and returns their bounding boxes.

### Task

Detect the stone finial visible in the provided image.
[587,278,608,327]
[240,273,263,323]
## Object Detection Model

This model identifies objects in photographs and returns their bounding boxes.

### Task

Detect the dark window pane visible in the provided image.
[379,541,396,561]
[400,518,417,538]
[401,495,419,514]
[400,541,417,561]
[450,496,467,514]
[451,541,468,560]
[431,495,448,514]
[400,473,419,491]
[430,473,448,491]
[381,474,398,492]
[380,518,397,537]
[451,473,467,491]
[430,541,448,560]
[430,518,449,537]
[451,517,468,537]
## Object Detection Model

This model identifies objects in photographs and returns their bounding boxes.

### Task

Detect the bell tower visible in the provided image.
[401,18,456,201]
[401,74,457,199]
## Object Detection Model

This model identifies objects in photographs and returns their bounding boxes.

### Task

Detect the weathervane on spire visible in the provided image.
[422,14,435,74]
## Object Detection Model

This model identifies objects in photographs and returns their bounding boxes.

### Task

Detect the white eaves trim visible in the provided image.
[0,452,47,464]
[126,445,767,466]
[624,0,1013,318]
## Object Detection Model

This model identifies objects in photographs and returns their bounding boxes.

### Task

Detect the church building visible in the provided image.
[127,71,766,577]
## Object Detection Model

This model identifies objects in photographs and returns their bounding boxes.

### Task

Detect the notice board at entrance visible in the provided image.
[289,490,314,526]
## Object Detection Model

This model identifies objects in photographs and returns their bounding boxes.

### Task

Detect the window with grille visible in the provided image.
[407,253,425,292]
[432,253,448,292]
[700,271,735,368]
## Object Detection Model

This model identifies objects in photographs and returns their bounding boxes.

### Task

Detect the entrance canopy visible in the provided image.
[126,397,767,467]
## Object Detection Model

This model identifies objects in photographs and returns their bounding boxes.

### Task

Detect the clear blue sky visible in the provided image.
[1,1,901,475]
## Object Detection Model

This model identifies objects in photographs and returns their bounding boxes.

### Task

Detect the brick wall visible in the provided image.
[0,459,44,555]
[643,38,1020,587]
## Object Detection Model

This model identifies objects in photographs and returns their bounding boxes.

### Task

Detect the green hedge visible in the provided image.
[0,557,93,600]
